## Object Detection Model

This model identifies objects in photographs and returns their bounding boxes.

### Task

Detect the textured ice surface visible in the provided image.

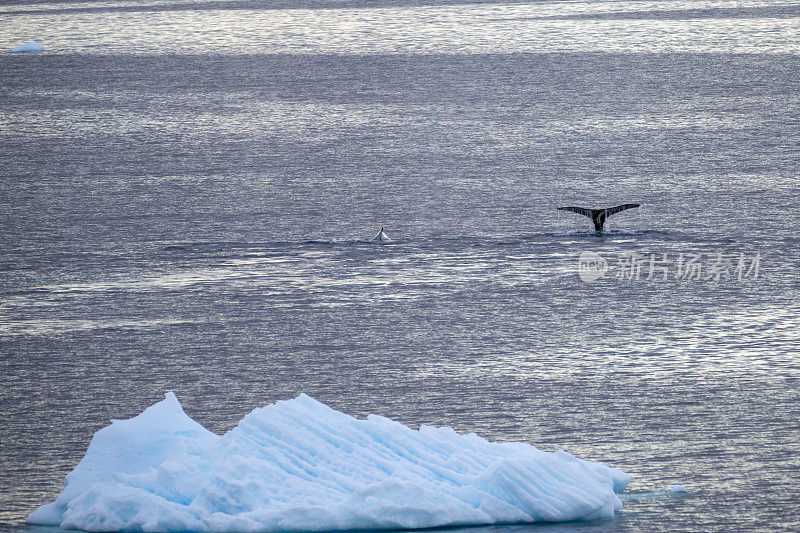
[11,41,44,53]
[28,393,630,532]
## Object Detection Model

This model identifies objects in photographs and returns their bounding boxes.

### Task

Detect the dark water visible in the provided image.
[2,0,800,531]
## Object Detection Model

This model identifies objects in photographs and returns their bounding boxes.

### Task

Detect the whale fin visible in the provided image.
[558,204,640,231]
[602,203,640,217]
[373,226,391,242]
[557,206,595,218]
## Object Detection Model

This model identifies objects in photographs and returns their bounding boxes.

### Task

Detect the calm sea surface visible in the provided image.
[1,0,799,530]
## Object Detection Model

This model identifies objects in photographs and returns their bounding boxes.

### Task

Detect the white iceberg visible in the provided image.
[12,41,44,53]
[28,393,630,532]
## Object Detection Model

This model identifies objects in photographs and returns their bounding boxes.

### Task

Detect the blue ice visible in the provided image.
[28,393,630,532]
[12,42,44,53]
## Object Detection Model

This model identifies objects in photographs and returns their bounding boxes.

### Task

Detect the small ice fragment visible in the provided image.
[12,42,44,53]
[671,484,688,494]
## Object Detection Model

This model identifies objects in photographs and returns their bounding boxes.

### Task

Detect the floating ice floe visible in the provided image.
[28,393,630,532]
[12,41,44,53]
[671,484,688,494]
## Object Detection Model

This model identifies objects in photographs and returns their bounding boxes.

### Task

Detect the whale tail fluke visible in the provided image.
[558,204,640,231]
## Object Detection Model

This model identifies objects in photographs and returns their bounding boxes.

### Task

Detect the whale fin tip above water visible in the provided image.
[373,226,391,242]
[557,203,640,231]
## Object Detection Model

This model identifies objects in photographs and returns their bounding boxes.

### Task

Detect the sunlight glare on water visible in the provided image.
[2,0,800,53]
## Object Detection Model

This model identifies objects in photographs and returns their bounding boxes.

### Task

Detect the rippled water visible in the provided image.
[1,0,800,531]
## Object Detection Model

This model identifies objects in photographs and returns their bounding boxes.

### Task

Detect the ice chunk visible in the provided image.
[12,41,44,53]
[671,484,688,494]
[28,393,631,532]
[27,392,217,526]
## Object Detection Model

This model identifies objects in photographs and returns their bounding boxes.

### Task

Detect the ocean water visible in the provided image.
[1,0,799,530]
